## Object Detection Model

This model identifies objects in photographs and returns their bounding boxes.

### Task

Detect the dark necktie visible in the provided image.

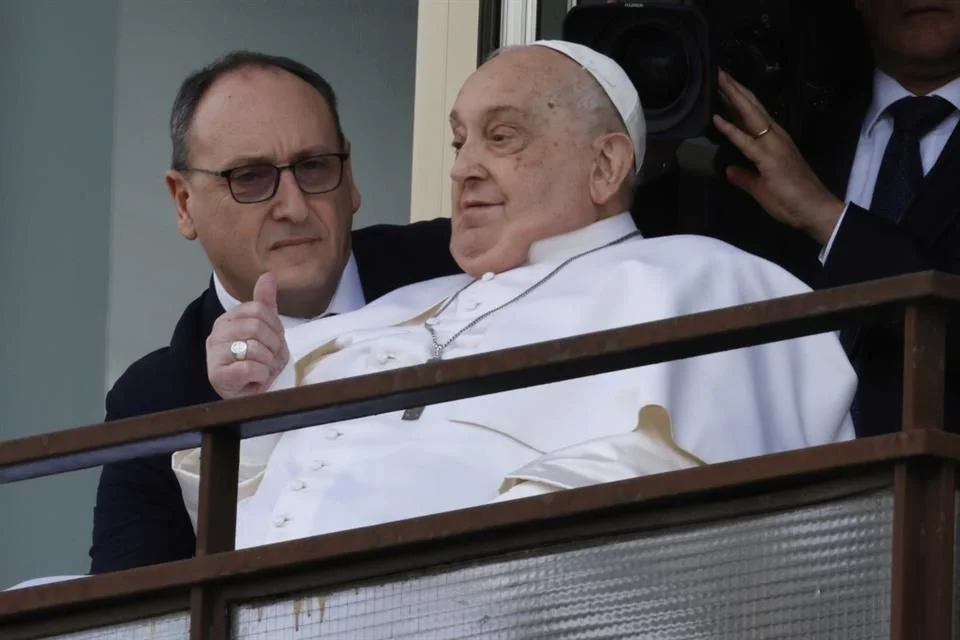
[869,95,955,222]
[845,95,954,429]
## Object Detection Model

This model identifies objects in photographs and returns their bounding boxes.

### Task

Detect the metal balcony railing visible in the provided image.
[0,271,958,640]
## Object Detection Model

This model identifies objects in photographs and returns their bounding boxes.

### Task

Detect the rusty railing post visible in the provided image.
[891,301,954,640]
[190,428,240,640]
[901,301,947,431]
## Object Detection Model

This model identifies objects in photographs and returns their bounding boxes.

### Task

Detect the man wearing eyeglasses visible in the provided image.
[88,50,460,573]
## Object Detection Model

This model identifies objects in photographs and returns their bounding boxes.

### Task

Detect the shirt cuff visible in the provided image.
[818,203,849,265]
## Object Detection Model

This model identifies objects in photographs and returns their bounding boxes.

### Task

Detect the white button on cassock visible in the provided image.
[273,515,289,527]
[289,480,306,491]
[324,428,342,440]
[465,300,481,311]
[481,272,494,281]
[309,460,326,471]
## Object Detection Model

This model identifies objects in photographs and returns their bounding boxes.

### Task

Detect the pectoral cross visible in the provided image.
[400,348,443,421]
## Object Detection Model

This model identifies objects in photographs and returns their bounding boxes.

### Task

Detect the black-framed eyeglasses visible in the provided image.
[183,153,349,204]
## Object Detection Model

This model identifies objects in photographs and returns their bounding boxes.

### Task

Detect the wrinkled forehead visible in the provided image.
[450,48,574,125]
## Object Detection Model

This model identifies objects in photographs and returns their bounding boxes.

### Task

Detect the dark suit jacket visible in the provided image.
[704,82,960,439]
[89,219,460,574]
[806,90,960,438]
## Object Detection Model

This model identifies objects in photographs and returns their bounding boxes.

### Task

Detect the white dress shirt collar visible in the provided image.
[213,252,365,329]
[526,212,640,265]
[862,69,960,139]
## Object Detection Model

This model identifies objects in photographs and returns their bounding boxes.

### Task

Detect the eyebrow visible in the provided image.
[449,105,528,124]
[220,145,340,169]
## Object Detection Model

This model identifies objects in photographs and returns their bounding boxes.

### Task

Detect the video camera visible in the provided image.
[562,0,871,180]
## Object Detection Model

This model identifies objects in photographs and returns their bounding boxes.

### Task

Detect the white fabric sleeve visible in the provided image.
[171,433,282,533]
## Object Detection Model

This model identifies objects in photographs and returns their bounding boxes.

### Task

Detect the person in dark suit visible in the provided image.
[710,0,960,438]
[88,51,460,573]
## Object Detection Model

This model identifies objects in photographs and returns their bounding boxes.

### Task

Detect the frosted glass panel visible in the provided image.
[234,491,893,639]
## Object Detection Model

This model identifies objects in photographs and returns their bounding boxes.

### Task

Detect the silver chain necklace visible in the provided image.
[401,229,641,420]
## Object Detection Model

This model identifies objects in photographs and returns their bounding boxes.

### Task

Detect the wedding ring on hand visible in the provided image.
[230,340,248,361]
[753,124,772,139]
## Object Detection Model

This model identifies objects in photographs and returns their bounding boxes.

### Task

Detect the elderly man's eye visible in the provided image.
[451,141,463,153]
[488,126,520,146]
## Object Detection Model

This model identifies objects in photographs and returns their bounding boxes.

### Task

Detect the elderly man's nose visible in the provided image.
[450,143,484,182]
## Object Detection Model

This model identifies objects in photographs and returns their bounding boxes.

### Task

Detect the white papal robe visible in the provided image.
[174,212,855,550]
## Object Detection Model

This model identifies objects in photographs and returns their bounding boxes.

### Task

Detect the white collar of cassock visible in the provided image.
[212,251,366,330]
[526,211,640,265]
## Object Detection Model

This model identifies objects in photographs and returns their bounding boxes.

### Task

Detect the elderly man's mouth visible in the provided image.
[460,202,503,213]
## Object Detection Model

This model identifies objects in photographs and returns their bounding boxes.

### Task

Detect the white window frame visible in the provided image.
[408,0,479,222]
[500,0,539,47]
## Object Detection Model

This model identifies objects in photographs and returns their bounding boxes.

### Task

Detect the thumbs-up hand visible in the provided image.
[252,269,278,313]
[207,272,290,399]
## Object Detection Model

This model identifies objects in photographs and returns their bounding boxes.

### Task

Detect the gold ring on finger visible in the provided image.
[753,125,772,140]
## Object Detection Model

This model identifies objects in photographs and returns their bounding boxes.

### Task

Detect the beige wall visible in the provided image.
[409,0,480,222]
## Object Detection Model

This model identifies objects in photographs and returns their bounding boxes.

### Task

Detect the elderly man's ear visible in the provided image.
[589,132,635,207]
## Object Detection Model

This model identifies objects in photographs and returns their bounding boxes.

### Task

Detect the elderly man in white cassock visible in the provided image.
[178,41,856,554]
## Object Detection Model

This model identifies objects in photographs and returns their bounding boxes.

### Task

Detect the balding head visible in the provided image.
[486,45,628,150]
[447,45,637,277]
